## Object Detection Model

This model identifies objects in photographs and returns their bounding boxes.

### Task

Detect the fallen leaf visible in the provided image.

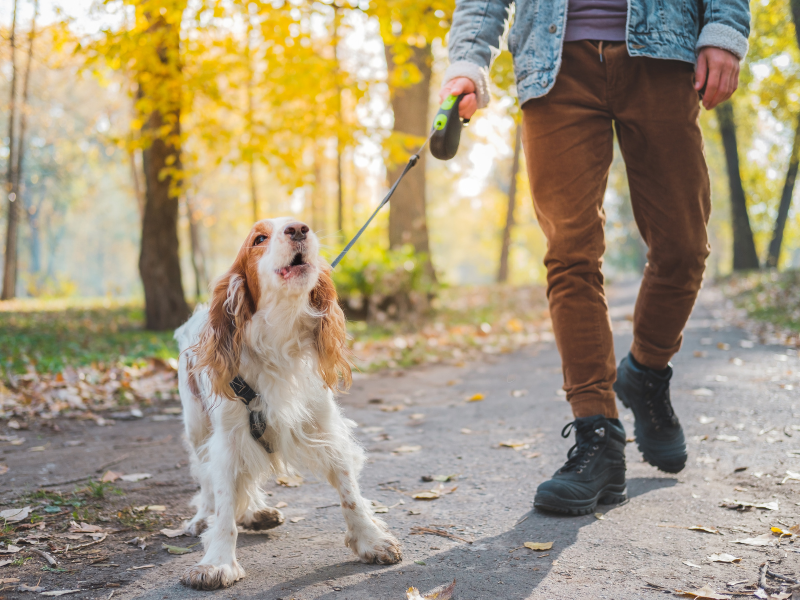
[460,428,472,434]
[119,473,151,482]
[510,389,528,398]
[499,440,530,450]
[101,470,122,483]
[0,577,20,583]
[276,475,303,487]
[127,536,147,550]
[594,513,605,520]
[41,590,81,596]
[771,526,795,537]
[698,415,715,425]
[734,533,774,546]
[406,579,456,600]
[694,350,708,358]
[689,526,721,535]
[525,452,541,459]
[409,413,425,420]
[146,505,166,513]
[129,564,156,570]
[708,553,741,563]
[69,521,104,533]
[715,435,740,443]
[754,590,768,600]
[717,342,730,350]
[693,388,714,396]
[414,560,426,565]
[0,506,31,522]
[0,559,12,567]
[721,499,779,511]
[160,528,185,538]
[380,405,405,412]
[675,584,731,599]
[780,471,800,484]
[412,491,441,500]
[274,502,288,509]
[739,340,755,348]
[683,561,703,569]
[466,393,484,402]
[29,446,45,452]
[0,465,7,475]
[408,509,421,515]
[1,544,21,554]
[18,584,46,592]
[524,542,553,551]
[289,517,305,523]
[162,543,193,555]
[393,445,422,454]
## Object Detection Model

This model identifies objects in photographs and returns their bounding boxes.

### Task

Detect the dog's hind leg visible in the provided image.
[180,429,246,590]
[236,483,284,531]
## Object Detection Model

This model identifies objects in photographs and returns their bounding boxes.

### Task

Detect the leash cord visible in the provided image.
[330,130,435,269]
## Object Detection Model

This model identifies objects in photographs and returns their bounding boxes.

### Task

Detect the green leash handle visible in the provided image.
[430,93,469,161]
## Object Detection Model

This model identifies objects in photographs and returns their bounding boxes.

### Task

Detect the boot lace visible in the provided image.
[643,373,678,431]
[559,420,607,474]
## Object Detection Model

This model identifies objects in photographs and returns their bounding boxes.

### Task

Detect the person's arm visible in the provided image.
[694,0,750,110]
[440,0,514,118]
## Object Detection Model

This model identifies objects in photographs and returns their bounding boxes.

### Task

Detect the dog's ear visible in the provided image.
[310,266,352,392]
[192,259,255,400]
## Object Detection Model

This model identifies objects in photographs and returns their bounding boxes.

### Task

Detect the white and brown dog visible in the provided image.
[174,218,402,590]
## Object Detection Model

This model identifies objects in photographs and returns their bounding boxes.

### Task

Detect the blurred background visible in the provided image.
[1,0,798,390]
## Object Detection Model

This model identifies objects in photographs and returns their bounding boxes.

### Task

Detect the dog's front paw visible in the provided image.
[346,526,402,565]
[240,507,284,531]
[180,562,245,590]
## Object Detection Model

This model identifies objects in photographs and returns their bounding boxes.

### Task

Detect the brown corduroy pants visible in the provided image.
[521,41,711,419]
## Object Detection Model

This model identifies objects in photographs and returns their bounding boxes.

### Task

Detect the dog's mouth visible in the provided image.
[277,252,309,279]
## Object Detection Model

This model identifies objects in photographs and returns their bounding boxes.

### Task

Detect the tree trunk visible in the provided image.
[498,122,522,283]
[716,101,760,271]
[765,117,800,269]
[137,7,190,330]
[187,194,206,300]
[384,44,434,268]
[2,0,19,300]
[333,5,345,237]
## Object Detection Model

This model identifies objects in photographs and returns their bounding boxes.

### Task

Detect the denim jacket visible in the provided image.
[443,0,751,107]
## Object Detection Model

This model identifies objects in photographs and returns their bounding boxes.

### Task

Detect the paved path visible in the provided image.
[5,282,800,599]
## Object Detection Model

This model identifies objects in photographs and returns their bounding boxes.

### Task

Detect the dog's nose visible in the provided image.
[284,222,309,242]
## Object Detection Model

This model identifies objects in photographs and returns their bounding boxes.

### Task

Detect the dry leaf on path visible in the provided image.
[683,561,703,569]
[0,577,20,583]
[693,388,714,396]
[0,465,8,475]
[127,536,147,550]
[160,528,186,538]
[466,393,484,402]
[162,543,193,555]
[41,590,81,596]
[412,491,441,500]
[715,435,740,443]
[524,542,553,551]
[721,499,779,511]
[380,405,405,412]
[734,533,774,546]
[69,521,104,533]
[276,475,303,487]
[594,513,605,520]
[511,389,528,397]
[0,545,21,554]
[771,525,798,537]
[289,517,305,523]
[708,553,741,563]
[406,579,456,600]
[274,502,288,509]
[780,471,800,484]
[689,526,721,535]
[0,560,12,567]
[129,564,156,570]
[119,473,152,482]
[499,440,531,450]
[393,445,422,454]
[18,584,46,592]
[0,506,31,522]
[101,470,122,482]
[675,584,732,599]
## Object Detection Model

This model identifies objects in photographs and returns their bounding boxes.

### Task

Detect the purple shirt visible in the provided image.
[565,0,628,42]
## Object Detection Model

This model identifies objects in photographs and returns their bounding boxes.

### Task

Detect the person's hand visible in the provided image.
[695,47,740,110]
[439,77,478,119]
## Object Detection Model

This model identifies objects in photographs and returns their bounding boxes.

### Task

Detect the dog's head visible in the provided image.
[192,217,351,398]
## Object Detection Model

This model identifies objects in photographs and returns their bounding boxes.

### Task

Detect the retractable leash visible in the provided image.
[330,93,469,269]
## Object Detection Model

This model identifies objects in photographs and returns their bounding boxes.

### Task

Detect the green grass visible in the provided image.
[1,297,178,375]
[724,270,800,332]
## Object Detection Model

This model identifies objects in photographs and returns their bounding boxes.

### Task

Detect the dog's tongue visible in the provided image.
[279,266,292,278]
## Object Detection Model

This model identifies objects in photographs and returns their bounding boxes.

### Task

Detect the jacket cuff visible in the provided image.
[442,60,491,109]
[696,23,749,61]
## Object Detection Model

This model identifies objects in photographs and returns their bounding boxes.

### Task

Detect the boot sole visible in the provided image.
[534,483,627,516]
[617,392,687,474]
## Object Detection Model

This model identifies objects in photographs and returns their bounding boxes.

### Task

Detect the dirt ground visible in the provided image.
[1,282,799,599]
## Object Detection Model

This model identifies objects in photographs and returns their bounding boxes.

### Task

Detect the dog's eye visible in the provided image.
[253,235,268,246]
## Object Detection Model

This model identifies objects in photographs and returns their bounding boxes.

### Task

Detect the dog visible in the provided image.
[174,217,402,590]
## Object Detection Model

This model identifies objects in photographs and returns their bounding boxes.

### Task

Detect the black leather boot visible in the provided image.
[534,415,627,515]
[614,353,687,473]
